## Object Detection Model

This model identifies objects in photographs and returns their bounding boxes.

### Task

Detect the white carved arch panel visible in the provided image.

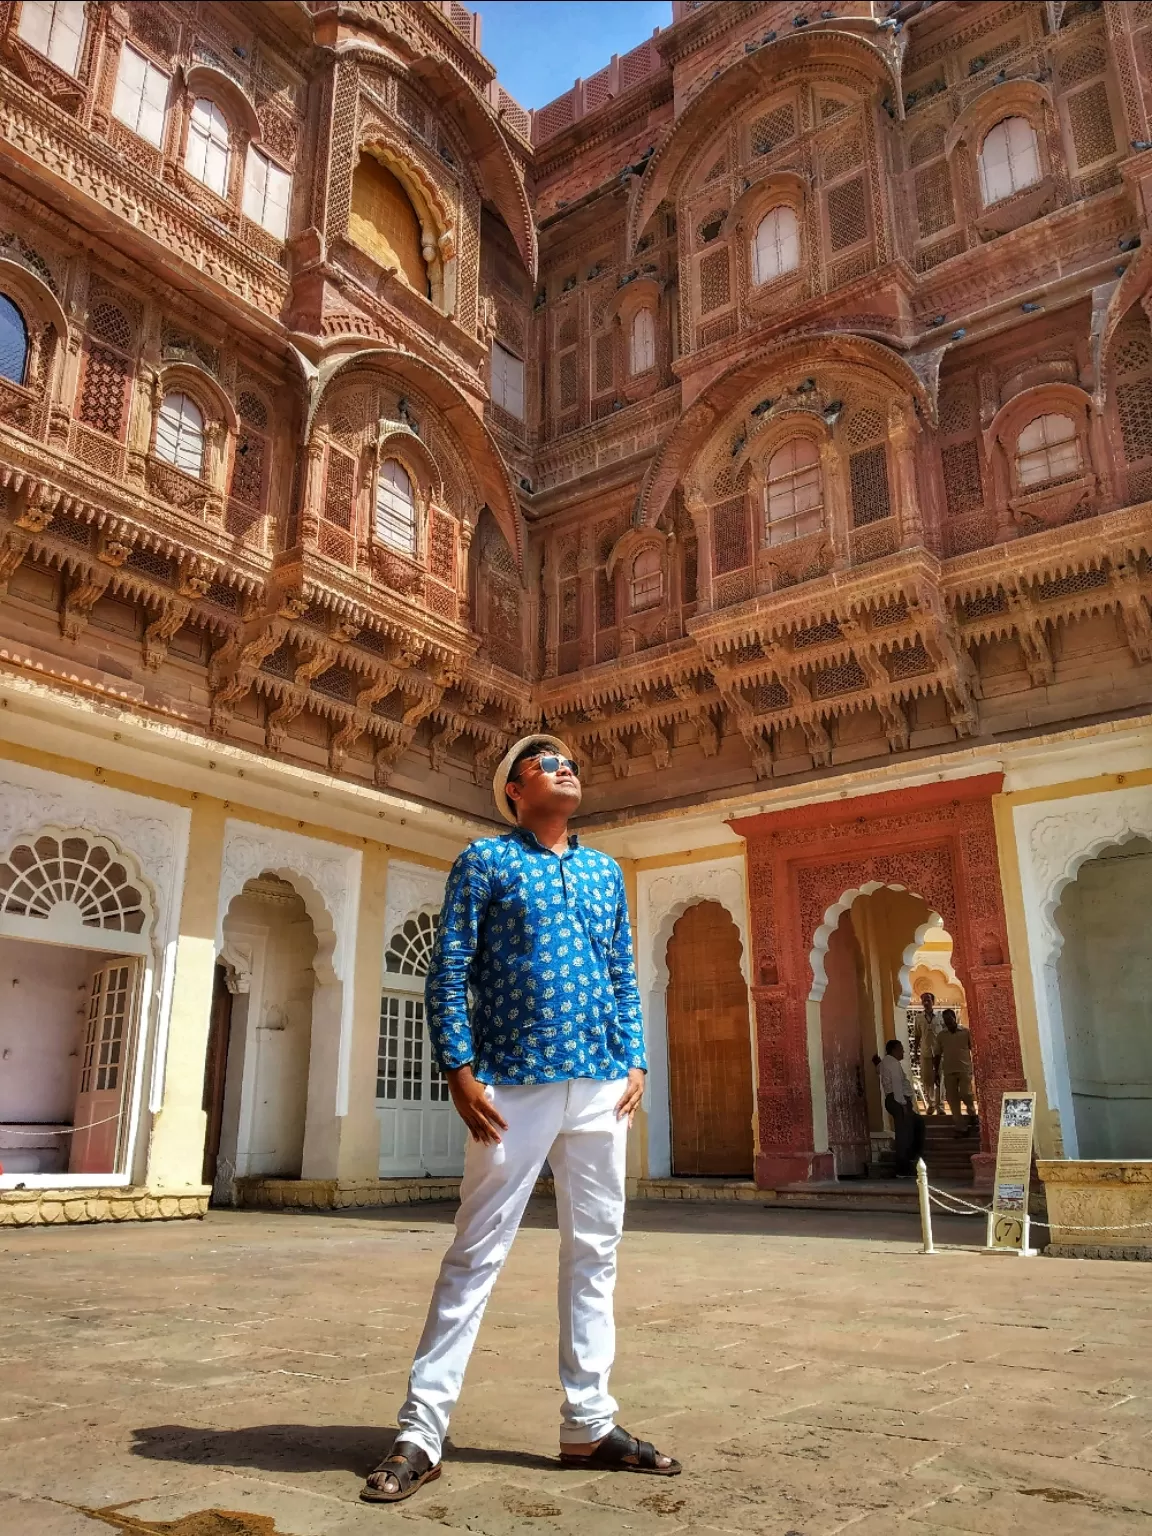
[641,857,750,994]
[0,759,190,1173]
[1013,781,1152,1159]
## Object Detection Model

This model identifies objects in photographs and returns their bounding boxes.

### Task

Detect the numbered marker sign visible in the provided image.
[990,1092,1037,1251]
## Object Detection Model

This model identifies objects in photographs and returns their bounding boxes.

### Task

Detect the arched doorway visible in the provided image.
[666,902,754,1177]
[813,885,972,1180]
[0,828,156,1181]
[1055,835,1152,1157]
[377,910,466,1177]
[210,875,318,1200]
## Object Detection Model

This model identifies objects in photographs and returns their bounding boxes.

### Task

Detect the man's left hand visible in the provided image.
[615,1067,646,1126]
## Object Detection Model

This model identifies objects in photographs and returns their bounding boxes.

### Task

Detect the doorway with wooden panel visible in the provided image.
[665,901,754,1177]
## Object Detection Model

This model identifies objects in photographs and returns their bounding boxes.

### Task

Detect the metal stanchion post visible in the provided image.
[916,1158,934,1254]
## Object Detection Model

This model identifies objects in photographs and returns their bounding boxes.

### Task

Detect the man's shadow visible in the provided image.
[131,1425,557,1477]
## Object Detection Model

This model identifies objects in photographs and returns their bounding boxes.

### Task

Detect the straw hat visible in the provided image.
[492,733,575,826]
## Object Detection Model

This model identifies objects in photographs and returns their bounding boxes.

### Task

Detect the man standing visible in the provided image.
[938,1008,978,1137]
[876,1038,924,1178]
[363,735,680,1503]
[917,992,942,1115]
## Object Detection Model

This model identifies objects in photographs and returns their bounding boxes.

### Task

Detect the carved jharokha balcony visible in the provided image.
[540,506,1152,783]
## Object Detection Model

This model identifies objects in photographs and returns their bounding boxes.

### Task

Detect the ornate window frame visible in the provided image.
[987,382,1096,526]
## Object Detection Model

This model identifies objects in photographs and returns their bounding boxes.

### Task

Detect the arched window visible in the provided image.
[1015,413,1081,487]
[978,117,1041,205]
[384,911,438,975]
[348,155,429,295]
[0,295,29,385]
[185,98,231,198]
[630,547,663,610]
[17,1,86,77]
[243,147,292,240]
[375,458,417,556]
[766,438,823,544]
[752,206,800,285]
[630,309,656,375]
[155,392,205,476]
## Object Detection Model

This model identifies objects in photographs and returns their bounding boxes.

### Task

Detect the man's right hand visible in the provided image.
[447,1065,508,1144]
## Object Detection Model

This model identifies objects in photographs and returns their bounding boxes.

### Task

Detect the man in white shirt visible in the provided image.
[876,1039,924,1177]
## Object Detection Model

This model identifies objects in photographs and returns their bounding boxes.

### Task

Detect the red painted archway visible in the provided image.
[732,775,1026,1190]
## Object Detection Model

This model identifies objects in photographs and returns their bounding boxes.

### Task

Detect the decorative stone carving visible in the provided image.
[217,821,362,986]
[384,859,447,948]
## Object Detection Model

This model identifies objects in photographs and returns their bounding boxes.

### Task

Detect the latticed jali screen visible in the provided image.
[827,177,867,252]
[712,496,750,575]
[698,249,731,314]
[848,445,892,527]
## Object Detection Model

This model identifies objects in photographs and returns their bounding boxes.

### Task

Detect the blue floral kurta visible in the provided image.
[424,829,647,1084]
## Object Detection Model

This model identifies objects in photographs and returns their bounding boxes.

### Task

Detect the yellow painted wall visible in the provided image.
[0,737,459,1194]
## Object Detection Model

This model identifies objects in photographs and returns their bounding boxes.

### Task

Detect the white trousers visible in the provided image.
[396,1076,629,1462]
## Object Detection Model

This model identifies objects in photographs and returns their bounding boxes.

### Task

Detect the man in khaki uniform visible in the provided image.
[938,1009,977,1135]
[917,993,941,1114]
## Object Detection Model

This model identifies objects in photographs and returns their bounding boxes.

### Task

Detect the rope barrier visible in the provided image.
[923,1177,1152,1235]
[1,1113,123,1137]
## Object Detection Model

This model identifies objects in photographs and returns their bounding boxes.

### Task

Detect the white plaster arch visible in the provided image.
[642,859,749,994]
[637,854,751,1178]
[217,821,361,1122]
[1013,782,1152,1159]
[0,759,190,1188]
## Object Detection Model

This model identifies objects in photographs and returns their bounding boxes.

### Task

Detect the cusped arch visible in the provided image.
[627,28,900,255]
[357,134,455,262]
[333,35,536,281]
[1036,820,1152,965]
[0,825,157,954]
[808,880,942,1003]
[646,862,750,993]
[638,333,932,527]
[220,863,340,988]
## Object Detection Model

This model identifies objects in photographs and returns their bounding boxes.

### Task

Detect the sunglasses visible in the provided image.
[525,754,580,778]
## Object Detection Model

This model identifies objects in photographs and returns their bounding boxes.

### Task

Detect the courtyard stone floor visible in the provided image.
[1,1202,1151,1536]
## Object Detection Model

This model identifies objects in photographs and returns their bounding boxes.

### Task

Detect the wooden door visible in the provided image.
[201,964,233,1188]
[70,958,139,1175]
[821,912,870,1176]
[667,902,754,1176]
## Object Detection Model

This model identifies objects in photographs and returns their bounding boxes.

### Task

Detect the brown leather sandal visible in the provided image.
[360,1440,443,1503]
[560,1425,681,1476]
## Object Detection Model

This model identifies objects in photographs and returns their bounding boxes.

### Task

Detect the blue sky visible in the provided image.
[470,1,672,110]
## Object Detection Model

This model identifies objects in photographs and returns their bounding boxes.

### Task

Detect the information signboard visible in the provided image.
[986,1091,1037,1254]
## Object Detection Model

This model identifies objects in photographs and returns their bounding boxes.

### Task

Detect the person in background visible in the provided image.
[362,734,680,1504]
[918,992,942,1115]
[938,1008,978,1137]
[874,1038,924,1178]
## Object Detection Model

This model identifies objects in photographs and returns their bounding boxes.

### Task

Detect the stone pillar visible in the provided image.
[736,830,834,1186]
[335,843,391,1181]
[953,795,1028,1190]
[687,494,713,613]
[146,798,227,1193]
[889,399,923,546]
